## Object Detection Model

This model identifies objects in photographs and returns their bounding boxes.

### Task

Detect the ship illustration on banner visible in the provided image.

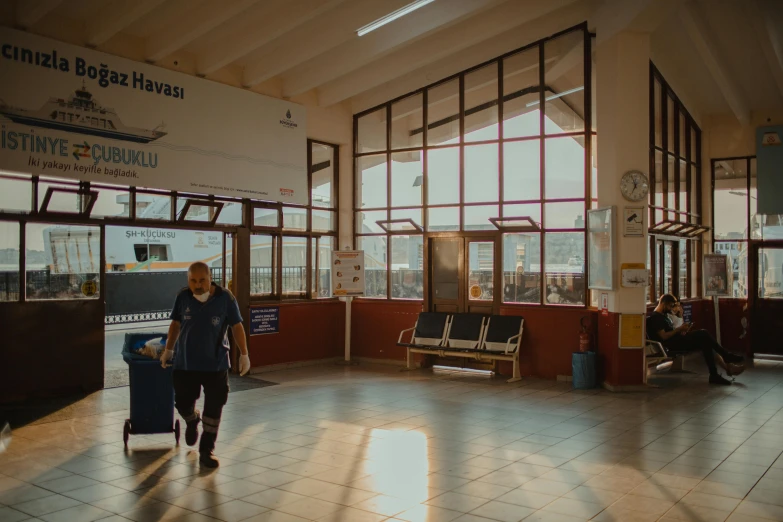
[0,84,167,144]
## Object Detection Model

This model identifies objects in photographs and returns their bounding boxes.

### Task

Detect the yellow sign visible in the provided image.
[81,280,97,297]
[619,314,644,348]
[469,285,482,299]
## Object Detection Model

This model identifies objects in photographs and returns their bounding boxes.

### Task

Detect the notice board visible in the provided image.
[249,307,279,335]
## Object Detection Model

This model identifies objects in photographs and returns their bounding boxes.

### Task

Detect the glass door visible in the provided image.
[752,245,783,356]
[430,237,461,313]
[428,235,499,314]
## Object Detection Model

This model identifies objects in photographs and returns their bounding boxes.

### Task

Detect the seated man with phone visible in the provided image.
[647,294,744,385]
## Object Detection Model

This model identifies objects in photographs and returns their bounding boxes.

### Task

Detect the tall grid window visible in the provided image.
[648,64,702,302]
[354,24,594,305]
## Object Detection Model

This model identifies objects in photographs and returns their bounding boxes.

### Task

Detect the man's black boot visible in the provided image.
[199,431,219,468]
[185,410,200,447]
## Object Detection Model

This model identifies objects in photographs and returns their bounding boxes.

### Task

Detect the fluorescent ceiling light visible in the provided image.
[525,85,585,107]
[357,0,436,37]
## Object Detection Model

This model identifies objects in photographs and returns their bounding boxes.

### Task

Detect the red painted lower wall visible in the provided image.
[247,300,344,367]
[351,300,423,362]
[716,299,750,355]
[596,312,644,387]
[499,306,598,380]
[350,301,609,381]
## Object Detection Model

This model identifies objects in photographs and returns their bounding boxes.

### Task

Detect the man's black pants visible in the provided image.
[173,370,229,453]
[664,329,734,376]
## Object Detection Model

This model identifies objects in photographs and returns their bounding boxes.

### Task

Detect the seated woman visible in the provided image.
[648,294,744,385]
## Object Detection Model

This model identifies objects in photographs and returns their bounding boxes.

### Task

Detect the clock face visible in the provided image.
[620,171,649,201]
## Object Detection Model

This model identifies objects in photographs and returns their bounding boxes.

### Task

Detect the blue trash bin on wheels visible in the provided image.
[121,333,180,447]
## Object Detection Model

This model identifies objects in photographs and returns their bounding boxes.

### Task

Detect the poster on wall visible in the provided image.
[331,250,365,297]
[704,254,730,297]
[0,27,307,204]
[587,206,615,290]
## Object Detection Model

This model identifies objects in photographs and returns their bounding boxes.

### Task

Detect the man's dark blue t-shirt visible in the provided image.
[170,283,242,372]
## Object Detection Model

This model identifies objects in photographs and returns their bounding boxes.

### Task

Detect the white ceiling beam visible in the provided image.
[282,0,504,98]
[242,0,412,88]
[544,39,584,86]
[196,0,345,76]
[590,0,681,45]
[350,0,596,112]
[744,0,783,103]
[86,0,167,47]
[145,0,259,63]
[679,1,750,124]
[15,0,61,28]
[319,0,583,108]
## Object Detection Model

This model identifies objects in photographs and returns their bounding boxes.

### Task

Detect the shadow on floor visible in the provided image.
[0,390,128,429]
[1,373,277,429]
[229,373,278,392]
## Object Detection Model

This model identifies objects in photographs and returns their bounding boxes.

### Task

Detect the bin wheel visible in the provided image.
[123,419,131,447]
[174,419,181,445]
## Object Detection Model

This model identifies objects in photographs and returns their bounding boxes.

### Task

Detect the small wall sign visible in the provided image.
[623,207,645,237]
[250,307,279,335]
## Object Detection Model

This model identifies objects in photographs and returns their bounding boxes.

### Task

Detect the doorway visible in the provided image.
[752,244,783,357]
[103,225,235,388]
[429,235,499,314]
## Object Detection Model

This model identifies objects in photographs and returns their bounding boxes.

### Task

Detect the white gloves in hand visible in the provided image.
[160,349,174,368]
[239,354,251,376]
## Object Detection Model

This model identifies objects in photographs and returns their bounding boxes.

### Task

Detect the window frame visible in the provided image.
[710,155,756,300]
[0,139,339,304]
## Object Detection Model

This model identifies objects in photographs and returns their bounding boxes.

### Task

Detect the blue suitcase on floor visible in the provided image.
[121,333,180,447]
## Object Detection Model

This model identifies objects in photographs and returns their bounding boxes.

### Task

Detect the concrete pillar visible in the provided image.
[595,31,650,388]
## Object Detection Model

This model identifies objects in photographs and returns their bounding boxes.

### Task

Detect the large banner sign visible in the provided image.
[0,28,307,204]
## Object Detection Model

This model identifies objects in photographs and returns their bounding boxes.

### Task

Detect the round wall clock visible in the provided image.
[620,170,649,202]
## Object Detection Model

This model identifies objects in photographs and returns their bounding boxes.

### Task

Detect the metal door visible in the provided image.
[428,235,499,314]
[752,244,783,356]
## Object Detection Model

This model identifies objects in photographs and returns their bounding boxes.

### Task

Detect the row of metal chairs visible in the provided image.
[397,312,524,382]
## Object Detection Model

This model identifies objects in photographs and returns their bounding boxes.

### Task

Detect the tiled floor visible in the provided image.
[1,358,782,522]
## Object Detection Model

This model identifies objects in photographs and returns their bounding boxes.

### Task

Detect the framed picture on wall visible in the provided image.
[587,206,615,290]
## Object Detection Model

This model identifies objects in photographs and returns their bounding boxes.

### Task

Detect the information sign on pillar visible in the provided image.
[704,254,730,344]
[331,250,365,297]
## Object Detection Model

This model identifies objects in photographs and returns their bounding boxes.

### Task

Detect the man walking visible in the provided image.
[161,262,251,468]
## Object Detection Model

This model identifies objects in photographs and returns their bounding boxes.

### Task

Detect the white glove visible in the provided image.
[238,354,251,376]
[160,349,174,368]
